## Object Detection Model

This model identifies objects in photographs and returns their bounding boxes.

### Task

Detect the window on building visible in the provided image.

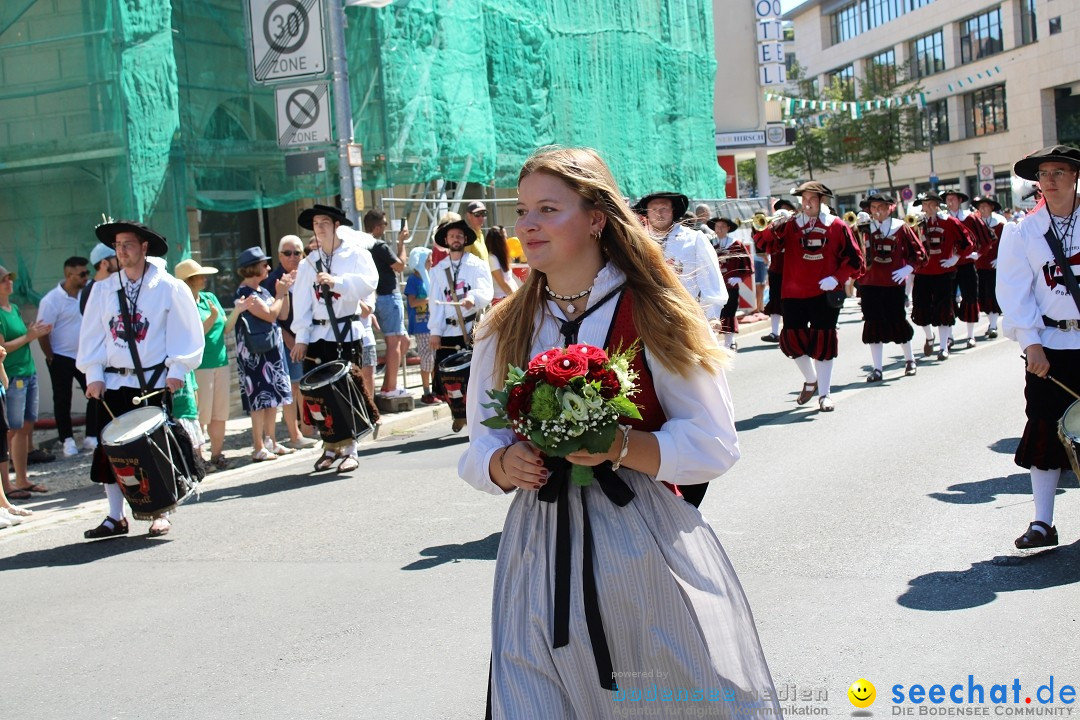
[867,49,896,88]
[906,0,934,9]
[959,8,1003,64]
[830,3,860,45]
[909,29,945,79]
[1020,0,1037,45]
[782,22,795,42]
[827,64,856,100]
[786,51,798,75]
[863,0,902,31]
[1049,17,1062,35]
[913,99,949,148]
[964,84,1007,138]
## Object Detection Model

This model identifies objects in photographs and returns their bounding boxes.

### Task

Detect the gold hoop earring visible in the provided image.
[593,229,603,242]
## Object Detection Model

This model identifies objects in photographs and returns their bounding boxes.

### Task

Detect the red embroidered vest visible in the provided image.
[603,290,667,432]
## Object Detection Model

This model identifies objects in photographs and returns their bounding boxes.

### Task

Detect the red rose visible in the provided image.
[506,382,532,420]
[566,343,610,371]
[596,369,622,399]
[527,348,562,378]
[544,351,589,387]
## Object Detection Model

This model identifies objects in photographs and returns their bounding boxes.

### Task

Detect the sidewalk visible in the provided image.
[1,382,453,541]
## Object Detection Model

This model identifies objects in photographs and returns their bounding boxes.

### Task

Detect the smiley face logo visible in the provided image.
[848,678,876,708]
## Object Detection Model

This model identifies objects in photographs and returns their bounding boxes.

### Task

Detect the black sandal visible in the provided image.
[1015,521,1058,549]
[84,516,129,540]
[314,451,337,472]
[338,456,360,473]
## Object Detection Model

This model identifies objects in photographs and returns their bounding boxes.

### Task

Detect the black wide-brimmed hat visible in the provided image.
[793,181,833,198]
[633,191,690,219]
[940,189,970,203]
[706,217,739,234]
[970,195,1002,212]
[912,192,943,206]
[773,199,796,212]
[433,214,478,249]
[1013,145,1080,182]
[297,204,353,230]
[95,220,168,257]
[864,193,895,205]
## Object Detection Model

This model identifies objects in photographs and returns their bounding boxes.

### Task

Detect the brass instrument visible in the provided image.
[904,213,926,229]
[843,211,859,227]
[751,210,793,232]
[751,212,769,232]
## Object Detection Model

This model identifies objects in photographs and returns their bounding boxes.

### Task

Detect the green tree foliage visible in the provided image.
[768,62,834,185]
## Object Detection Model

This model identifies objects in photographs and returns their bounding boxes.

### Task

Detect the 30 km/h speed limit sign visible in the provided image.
[248,0,326,84]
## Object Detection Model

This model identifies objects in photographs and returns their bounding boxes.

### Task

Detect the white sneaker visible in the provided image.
[83,436,98,451]
[62,437,79,456]
[384,388,411,398]
[0,508,22,526]
[0,514,11,529]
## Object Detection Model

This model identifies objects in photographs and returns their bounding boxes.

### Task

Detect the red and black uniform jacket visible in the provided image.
[754,228,784,273]
[716,239,752,283]
[858,221,927,287]
[763,214,865,299]
[916,214,974,275]
[970,215,1004,271]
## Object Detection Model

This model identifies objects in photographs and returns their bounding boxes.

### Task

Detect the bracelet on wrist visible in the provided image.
[611,424,631,471]
[498,444,514,478]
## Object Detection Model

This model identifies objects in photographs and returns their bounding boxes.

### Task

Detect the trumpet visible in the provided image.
[751,210,793,232]
[905,213,926,229]
[843,211,859,227]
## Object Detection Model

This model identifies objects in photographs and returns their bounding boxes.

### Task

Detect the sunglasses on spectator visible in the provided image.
[471,211,487,217]
[77,270,90,277]
[280,250,302,257]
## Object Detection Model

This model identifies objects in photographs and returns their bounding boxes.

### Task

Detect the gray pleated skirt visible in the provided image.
[488,470,780,719]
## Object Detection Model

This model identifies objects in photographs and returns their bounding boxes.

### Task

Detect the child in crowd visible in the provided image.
[405,247,438,405]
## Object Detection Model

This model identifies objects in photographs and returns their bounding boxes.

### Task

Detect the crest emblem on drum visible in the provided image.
[112,464,151,497]
[109,312,149,343]
[305,400,333,431]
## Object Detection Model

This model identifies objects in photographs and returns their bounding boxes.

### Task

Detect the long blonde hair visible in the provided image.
[478,146,721,384]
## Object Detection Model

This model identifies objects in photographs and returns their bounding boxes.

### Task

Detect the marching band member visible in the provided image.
[968,196,1006,339]
[290,204,380,473]
[762,182,864,411]
[78,221,204,539]
[997,144,1080,549]
[857,194,927,381]
[429,213,494,433]
[634,191,728,332]
[756,199,796,343]
[708,217,751,350]
[910,193,973,360]
[942,190,981,348]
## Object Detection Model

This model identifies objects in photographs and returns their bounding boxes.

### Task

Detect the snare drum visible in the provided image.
[299,360,376,444]
[1057,400,1080,479]
[101,406,197,521]
[438,349,472,420]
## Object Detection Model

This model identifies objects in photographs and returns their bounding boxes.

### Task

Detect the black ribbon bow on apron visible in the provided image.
[536,284,630,690]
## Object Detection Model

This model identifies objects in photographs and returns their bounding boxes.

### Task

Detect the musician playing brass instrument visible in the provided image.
[754,198,797,343]
[998,145,1080,549]
[910,192,973,360]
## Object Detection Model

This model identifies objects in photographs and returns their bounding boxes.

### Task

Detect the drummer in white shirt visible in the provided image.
[78,221,204,539]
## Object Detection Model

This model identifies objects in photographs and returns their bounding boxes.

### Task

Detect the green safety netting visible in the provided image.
[0,0,723,303]
[348,0,726,196]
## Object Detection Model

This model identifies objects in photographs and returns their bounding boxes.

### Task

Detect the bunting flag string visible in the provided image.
[765,65,1002,122]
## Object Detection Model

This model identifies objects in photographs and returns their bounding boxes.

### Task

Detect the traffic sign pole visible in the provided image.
[327,1,356,225]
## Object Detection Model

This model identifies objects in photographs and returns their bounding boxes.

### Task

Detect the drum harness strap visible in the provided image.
[1043,224,1080,324]
[315,258,353,358]
[444,266,473,349]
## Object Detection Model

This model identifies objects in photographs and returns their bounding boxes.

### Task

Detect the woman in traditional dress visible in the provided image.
[459,147,778,719]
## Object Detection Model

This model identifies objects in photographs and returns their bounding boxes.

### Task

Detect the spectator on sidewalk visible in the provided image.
[363,210,411,398]
[431,200,491,266]
[81,243,117,313]
[0,345,32,523]
[0,264,52,497]
[225,247,295,463]
[486,226,519,302]
[262,235,316,449]
[37,255,91,456]
[177,258,233,470]
[404,247,438,405]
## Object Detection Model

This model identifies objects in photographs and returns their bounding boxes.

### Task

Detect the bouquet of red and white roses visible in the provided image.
[482,343,641,486]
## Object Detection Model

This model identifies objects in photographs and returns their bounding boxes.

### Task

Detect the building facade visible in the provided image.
[783,0,1080,211]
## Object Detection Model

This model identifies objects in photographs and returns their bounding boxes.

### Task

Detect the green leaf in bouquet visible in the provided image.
[481,416,510,429]
[507,365,526,383]
[582,422,618,455]
[570,463,595,487]
[609,396,643,420]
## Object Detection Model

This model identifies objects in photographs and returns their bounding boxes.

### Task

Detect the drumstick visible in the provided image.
[1047,374,1080,401]
[132,388,167,406]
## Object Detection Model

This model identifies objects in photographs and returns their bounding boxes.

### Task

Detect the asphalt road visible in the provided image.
[3,300,1078,719]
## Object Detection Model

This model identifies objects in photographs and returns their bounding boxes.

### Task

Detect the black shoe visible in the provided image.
[923,339,934,356]
[1015,521,1058,549]
[451,419,466,433]
[947,337,954,349]
[987,328,998,339]
[904,360,917,376]
[937,349,950,361]
[84,516,129,540]
[27,448,55,464]
[761,333,780,343]
[866,369,883,383]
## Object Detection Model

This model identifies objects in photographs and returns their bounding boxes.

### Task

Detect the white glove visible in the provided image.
[968,252,980,261]
[727,277,741,287]
[991,258,998,269]
[941,254,960,269]
[819,276,839,292]
[891,265,914,284]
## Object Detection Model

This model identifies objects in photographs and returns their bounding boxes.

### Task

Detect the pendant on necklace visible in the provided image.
[566,302,577,314]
